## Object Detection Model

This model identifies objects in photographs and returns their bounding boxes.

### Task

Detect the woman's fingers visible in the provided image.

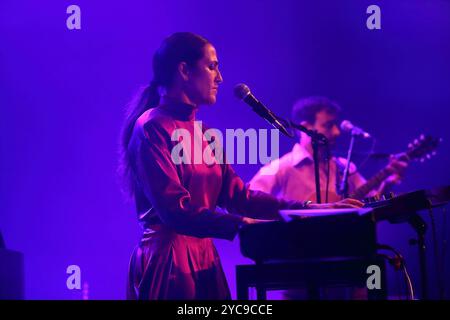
[339,198,364,208]
[308,199,364,210]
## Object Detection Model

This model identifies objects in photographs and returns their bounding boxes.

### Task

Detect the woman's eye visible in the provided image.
[208,62,218,70]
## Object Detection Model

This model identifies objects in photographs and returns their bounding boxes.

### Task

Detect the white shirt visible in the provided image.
[249,143,369,202]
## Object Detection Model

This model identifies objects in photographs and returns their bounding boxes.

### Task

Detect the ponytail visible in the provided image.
[119,80,160,196]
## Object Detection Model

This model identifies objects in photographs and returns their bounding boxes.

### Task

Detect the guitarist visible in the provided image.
[248,96,408,300]
[249,96,408,203]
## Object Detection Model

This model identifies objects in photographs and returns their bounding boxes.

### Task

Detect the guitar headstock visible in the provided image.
[407,134,442,162]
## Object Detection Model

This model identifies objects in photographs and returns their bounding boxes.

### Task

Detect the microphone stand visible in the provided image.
[339,133,356,198]
[288,121,328,204]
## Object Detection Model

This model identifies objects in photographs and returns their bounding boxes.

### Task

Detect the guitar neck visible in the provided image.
[349,168,392,200]
[347,135,440,199]
[349,152,410,199]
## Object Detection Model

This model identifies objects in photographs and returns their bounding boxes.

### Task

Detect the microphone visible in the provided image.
[340,120,371,139]
[234,83,290,136]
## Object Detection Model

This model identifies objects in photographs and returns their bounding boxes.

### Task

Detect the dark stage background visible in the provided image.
[1,0,449,299]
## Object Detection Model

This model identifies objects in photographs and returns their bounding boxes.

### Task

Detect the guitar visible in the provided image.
[307,134,441,202]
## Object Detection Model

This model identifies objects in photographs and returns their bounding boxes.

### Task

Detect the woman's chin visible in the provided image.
[205,96,217,105]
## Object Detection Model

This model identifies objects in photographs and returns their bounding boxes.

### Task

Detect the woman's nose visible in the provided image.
[216,70,223,84]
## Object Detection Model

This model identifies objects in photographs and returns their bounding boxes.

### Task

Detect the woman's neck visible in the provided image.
[159,95,198,121]
[162,88,197,108]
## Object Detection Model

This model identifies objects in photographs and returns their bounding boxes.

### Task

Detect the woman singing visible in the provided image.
[120,32,362,300]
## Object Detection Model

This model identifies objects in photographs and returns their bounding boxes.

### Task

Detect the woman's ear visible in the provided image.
[178,62,190,81]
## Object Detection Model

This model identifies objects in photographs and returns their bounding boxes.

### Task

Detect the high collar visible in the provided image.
[158,97,198,121]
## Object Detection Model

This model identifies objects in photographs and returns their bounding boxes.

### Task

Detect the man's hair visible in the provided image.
[291,96,341,125]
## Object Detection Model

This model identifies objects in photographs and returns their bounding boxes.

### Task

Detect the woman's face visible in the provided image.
[185,43,223,105]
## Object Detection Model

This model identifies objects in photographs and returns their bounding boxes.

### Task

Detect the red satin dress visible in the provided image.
[126,101,303,300]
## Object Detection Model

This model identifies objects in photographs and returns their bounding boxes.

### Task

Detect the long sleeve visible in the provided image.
[217,162,306,220]
[131,121,244,240]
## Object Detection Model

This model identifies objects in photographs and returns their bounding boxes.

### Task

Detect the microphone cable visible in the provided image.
[325,145,331,203]
[377,244,415,300]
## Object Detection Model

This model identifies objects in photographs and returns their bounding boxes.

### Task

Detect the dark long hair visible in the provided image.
[119,32,210,197]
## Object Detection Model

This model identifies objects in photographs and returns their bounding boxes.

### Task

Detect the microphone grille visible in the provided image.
[340,120,353,132]
[234,83,251,100]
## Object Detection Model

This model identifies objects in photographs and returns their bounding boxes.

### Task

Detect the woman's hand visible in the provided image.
[241,217,275,225]
[308,198,364,210]
[241,198,364,225]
